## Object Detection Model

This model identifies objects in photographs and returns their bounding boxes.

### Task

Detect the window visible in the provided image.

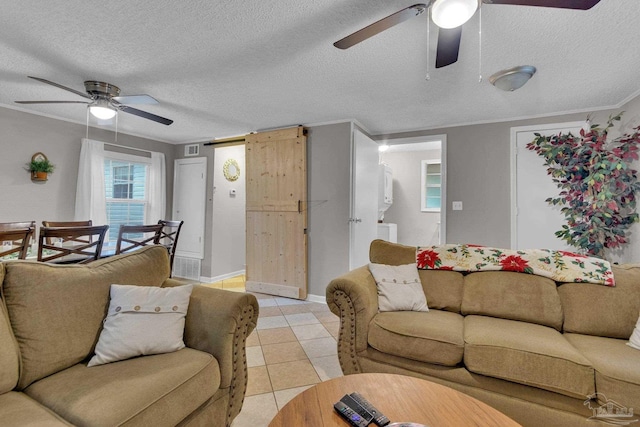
[104,153,150,244]
[421,160,441,212]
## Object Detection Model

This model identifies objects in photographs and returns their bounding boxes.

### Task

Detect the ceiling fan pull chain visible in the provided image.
[85,107,89,140]
[425,16,431,81]
[478,5,482,83]
[115,110,118,143]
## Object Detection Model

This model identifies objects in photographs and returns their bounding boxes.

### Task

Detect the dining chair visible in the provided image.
[38,225,109,264]
[0,228,33,260]
[157,220,184,273]
[0,221,37,244]
[42,220,93,245]
[115,224,164,255]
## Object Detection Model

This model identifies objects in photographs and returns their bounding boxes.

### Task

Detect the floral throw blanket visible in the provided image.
[416,244,615,286]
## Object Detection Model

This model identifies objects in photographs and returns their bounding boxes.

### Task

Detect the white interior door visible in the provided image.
[511,121,585,250]
[350,129,380,270]
[173,157,206,258]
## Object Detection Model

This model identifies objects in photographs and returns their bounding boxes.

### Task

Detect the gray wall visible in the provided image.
[380,149,442,246]
[376,95,640,252]
[0,106,176,235]
[306,122,353,298]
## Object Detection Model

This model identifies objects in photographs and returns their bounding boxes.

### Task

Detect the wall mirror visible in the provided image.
[223,158,240,181]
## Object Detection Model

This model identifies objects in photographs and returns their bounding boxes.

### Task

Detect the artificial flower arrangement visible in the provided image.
[526,112,640,259]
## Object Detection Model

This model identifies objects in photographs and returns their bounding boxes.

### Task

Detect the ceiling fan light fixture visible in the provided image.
[431,0,478,29]
[89,99,117,120]
[489,65,537,91]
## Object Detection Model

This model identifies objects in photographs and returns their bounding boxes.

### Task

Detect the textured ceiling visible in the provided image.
[1,1,639,144]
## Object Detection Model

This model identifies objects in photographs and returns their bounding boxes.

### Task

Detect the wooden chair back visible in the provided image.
[158,220,184,273]
[0,221,37,250]
[42,220,93,245]
[0,228,33,260]
[115,224,163,255]
[38,225,108,264]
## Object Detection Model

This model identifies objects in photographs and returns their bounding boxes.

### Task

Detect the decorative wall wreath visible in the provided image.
[223,158,240,181]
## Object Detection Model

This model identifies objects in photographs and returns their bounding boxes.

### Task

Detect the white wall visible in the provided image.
[306,122,353,299]
[0,106,175,235]
[210,145,246,280]
[380,148,442,246]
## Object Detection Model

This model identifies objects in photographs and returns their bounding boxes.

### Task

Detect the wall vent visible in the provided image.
[184,144,200,157]
[172,256,201,281]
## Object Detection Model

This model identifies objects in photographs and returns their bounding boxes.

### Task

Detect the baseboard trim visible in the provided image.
[200,269,245,284]
[306,293,327,304]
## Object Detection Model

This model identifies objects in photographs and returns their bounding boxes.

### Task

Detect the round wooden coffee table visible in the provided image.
[268,373,521,427]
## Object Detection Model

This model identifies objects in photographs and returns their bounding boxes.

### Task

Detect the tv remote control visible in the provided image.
[334,401,371,427]
[350,392,391,426]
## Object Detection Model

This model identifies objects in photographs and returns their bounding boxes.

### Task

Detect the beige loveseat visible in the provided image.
[0,245,258,427]
[326,240,640,427]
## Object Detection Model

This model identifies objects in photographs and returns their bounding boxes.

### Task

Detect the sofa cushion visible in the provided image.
[25,348,219,427]
[369,239,464,312]
[564,333,640,412]
[1,246,171,390]
[0,264,19,395]
[464,316,594,399]
[368,310,464,366]
[369,263,428,312]
[629,314,640,350]
[558,264,640,339]
[0,391,73,426]
[462,271,563,330]
[88,283,193,367]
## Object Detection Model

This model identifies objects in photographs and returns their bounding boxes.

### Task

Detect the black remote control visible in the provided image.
[350,392,391,426]
[334,401,371,427]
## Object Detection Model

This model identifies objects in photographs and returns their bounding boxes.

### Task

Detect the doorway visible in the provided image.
[378,135,447,247]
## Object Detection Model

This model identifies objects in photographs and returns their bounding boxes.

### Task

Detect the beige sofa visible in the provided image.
[0,245,258,427]
[326,240,640,427]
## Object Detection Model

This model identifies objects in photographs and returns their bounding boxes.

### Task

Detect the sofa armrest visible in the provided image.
[162,279,258,423]
[325,266,378,374]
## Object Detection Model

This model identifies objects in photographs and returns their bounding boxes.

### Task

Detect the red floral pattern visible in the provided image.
[499,255,530,273]
[415,244,614,286]
[417,249,441,269]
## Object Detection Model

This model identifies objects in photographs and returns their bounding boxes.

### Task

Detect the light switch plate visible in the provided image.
[452,201,463,211]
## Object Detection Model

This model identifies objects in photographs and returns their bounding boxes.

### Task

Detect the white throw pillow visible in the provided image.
[628,314,640,351]
[88,284,193,367]
[369,263,428,312]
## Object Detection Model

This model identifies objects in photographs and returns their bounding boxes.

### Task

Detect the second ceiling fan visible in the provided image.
[334,0,601,68]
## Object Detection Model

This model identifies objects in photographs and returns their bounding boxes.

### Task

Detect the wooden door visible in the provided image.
[245,126,307,299]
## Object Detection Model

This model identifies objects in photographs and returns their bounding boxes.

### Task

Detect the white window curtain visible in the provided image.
[146,152,166,222]
[75,138,108,225]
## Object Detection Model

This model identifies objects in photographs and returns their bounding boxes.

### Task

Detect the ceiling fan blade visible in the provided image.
[112,94,159,105]
[435,26,462,68]
[334,3,428,49]
[15,100,90,104]
[482,0,600,10]
[27,76,93,99]
[116,104,173,125]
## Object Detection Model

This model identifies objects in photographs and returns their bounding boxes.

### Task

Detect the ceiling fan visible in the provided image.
[15,76,173,125]
[334,0,601,69]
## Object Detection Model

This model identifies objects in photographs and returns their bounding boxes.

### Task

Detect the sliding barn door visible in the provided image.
[245,126,307,299]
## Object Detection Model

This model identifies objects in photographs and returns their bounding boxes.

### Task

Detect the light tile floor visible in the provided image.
[200,275,343,427]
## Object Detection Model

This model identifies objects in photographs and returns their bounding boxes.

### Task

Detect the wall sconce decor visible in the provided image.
[28,152,55,181]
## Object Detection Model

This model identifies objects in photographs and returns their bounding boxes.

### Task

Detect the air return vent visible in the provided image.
[172,256,201,280]
[184,144,200,157]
